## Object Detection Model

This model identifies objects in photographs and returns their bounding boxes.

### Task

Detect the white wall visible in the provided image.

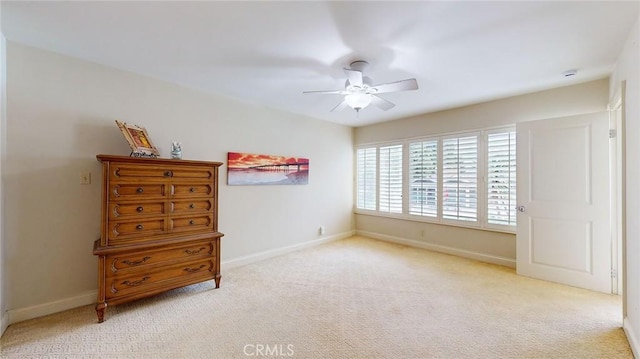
[611,16,640,357]
[355,79,609,265]
[3,42,354,323]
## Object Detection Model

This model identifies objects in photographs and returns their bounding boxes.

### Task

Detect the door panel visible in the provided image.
[530,218,592,272]
[530,125,590,204]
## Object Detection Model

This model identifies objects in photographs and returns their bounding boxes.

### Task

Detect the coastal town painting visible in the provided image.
[227,152,309,185]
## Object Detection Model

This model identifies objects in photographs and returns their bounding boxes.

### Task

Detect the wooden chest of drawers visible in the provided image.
[93,155,223,322]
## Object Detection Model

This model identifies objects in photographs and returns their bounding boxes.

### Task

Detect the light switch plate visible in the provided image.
[80,171,91,185]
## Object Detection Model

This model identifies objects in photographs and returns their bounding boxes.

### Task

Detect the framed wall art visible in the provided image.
[227,152,309,185]
[115,120,160,158]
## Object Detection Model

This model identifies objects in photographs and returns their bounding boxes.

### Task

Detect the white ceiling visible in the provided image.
[1,1,638,127]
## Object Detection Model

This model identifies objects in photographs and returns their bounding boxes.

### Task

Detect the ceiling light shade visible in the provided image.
[345,92,372,111]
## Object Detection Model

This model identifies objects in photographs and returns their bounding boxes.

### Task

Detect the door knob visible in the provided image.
[517,205,526,213]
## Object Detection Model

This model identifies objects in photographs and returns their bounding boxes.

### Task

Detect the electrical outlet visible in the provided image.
[319,226,325,235]
[80,170,91,185]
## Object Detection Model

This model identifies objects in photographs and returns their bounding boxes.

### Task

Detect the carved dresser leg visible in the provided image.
[96,302,107,323]
[215,275,221,288]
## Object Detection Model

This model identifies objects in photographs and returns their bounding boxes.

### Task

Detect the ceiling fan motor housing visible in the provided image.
[345,76,374,90]
[349,60,369,72]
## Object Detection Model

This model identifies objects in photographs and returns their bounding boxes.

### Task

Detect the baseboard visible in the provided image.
[222,230,355,270]
[624,316,640,358]
[356,230,516,268]
[5,231,355,325]
[7,290,97,325]
[1,311,8,338]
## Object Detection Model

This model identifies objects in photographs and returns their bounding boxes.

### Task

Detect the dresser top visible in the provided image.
[97,154,223,167]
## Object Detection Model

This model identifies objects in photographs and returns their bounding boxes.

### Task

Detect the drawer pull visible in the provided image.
[122,276,150,287]
[189,220,195,225]
[189,187,196,193]
[185,247,206,255]
[189,203,195,209]
[184,264,206,273]
[136,187,144,194]
[136,206,144,212]
[122,256,151,266]
[164,171,173,177]
[136,224,144,230]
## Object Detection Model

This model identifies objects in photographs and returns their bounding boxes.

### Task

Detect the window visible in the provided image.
[379,145,403,213]
[355,127,515,232]
[487,130,516,227]
[356,147,376,210]
[409,139,438,217]
[442,135,478,222]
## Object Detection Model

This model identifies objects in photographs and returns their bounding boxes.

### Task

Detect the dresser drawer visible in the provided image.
[110,183,166,200]
[109,201,166,219]
[110,163,214,181]
[170,215,213,233]
[106,259,214,299]
[108,242,215,274]
[109,218,166,243]
[171,183,213,198]
[171,199,213,214]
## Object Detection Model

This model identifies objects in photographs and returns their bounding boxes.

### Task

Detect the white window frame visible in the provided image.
[407,137,439,218]
[379,144,403,214]
[354,126,516,234]
[355,146,377,211]
[485,127,517,231]
[440,132,481,226]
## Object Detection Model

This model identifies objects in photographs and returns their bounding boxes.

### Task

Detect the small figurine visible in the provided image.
[171,141,182,159]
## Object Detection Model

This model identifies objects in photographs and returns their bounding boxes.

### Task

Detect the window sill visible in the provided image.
[354,210,516,235]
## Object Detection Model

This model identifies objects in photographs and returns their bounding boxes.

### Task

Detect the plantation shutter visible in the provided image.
[356,147,377,210]
[379,144,403,213]
[442,135,478,222]
[487,131,517,226]
[408,139,438,217]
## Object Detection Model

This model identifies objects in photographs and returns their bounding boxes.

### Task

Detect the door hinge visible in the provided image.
[609,129,617,138]
[611,268,618,279]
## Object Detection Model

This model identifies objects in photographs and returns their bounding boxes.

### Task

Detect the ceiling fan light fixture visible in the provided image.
[345,92,372,111]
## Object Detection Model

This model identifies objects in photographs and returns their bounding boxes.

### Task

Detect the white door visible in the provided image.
[516,112,611,293]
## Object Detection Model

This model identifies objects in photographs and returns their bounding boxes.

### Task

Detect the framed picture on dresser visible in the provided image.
[115,120,160,157]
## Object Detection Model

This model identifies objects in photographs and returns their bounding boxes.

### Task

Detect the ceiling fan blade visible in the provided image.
[303,89,347,95]
[330,100,349,112]
[344,68,363,87]
[372,78,418,94]
[371,95,395,111]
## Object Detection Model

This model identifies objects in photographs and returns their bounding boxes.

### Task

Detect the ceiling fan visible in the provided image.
[303,60,419,113]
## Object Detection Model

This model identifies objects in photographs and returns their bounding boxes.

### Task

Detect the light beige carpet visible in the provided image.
[1,236,631,358]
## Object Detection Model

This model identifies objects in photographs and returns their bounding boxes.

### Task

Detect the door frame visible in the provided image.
[609,80,626,310]
[0,33,6,337]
